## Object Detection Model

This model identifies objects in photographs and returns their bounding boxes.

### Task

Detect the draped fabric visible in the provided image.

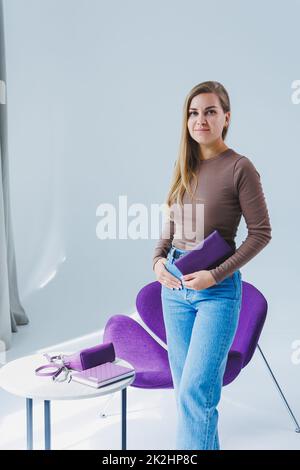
[0,0,28,350]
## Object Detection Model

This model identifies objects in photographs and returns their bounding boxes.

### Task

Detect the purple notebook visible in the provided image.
[71,362,135,388]
[173,230,234,275]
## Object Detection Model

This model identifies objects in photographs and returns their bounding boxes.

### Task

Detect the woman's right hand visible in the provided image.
[154,258,182,290]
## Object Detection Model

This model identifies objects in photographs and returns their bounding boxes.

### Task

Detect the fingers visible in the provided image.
[182,280,192,287]
[160,272,182,289]
[182,273,196,281]
[157,258,182,289]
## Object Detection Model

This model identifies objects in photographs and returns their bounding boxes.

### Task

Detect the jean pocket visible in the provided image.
[233,270,242,295]
[225,271,241,300]
[207,273,237,299]
[221,274,235,285]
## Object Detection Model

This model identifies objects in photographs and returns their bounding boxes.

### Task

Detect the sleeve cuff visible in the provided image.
[209,269,221,284]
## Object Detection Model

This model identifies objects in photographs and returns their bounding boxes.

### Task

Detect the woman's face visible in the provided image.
[187,92,230,146]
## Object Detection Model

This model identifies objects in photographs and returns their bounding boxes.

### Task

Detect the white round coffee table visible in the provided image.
[0,353,135,450]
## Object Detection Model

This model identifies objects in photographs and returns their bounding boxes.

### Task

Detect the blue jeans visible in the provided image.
[161,245,242,450]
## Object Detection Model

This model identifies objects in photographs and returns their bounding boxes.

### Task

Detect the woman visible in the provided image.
[152,81,272,450]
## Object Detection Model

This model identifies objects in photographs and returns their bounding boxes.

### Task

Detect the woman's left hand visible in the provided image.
[181,270,217,290]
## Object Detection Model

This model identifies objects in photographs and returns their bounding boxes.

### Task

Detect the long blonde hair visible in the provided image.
[166,81,231,208]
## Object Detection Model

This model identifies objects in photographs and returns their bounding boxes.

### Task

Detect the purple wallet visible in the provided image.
[173,230,234,275]
[63,342,116,371]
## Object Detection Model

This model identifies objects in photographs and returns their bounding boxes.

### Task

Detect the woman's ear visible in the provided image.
[225,110,231,127]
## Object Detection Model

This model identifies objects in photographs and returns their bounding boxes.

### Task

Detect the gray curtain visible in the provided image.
[0,0,28,350]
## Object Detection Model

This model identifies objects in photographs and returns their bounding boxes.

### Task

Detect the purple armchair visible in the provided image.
[103,279,300,433]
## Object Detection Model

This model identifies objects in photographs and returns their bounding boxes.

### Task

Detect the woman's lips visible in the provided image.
[195,129,210,132]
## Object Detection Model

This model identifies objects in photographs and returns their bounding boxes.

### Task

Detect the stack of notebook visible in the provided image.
[71,361,135,388]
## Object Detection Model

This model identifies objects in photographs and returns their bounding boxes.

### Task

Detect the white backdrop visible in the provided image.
[1,0,300,448]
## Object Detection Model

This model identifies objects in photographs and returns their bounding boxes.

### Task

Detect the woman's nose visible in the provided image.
[197,114,207,125]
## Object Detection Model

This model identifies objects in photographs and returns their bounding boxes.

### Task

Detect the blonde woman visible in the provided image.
[153,81,272,450]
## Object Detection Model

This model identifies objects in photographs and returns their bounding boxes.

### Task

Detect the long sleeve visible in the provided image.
[152,210,175,271]
[209,157,272,284]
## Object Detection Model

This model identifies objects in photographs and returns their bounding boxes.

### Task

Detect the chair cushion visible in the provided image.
[103,314,173,388]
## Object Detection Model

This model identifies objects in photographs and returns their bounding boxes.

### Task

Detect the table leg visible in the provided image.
[121,388,126,450]
[44,400,51,450]
[26,398,33,450]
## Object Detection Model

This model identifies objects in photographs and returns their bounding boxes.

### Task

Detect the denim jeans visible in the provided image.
[161,245,242,450]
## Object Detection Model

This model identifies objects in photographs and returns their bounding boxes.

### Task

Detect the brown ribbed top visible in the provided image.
[152,148,272,283]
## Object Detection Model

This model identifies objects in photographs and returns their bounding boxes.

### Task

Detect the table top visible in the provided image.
[0,353,135,401]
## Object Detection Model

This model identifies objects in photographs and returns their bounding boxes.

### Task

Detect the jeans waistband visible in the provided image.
[169,245,189,260]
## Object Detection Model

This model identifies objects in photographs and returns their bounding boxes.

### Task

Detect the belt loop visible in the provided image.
[169,246,175,261]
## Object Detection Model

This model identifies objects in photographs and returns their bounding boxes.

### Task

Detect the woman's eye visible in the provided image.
[188,110,216,117]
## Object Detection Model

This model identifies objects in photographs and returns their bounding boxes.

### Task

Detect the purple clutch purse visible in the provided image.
[35,342,116,382]
[63,342,115,371]
[173,230,234,275]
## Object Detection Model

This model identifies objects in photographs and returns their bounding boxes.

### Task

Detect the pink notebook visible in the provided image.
[71,361,135,388]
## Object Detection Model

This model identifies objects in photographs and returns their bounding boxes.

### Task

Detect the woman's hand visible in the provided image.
[154,258,182,290]
[181,270,216,290]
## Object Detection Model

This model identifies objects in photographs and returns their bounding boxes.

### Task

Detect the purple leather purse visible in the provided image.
[173,229,234,276]
[35,342,116,382]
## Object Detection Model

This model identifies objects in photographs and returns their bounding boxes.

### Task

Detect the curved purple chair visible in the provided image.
[103,280,300,431]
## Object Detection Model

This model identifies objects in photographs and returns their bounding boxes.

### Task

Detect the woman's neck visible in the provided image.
[199,142,229,161]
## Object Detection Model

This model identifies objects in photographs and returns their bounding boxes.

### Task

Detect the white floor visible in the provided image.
[1,310,300,450]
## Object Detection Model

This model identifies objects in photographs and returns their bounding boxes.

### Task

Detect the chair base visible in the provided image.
[257,344,300,433]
